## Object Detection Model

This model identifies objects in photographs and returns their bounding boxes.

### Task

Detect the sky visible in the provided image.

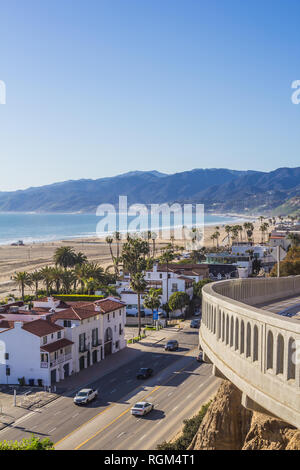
[0,0,300,191]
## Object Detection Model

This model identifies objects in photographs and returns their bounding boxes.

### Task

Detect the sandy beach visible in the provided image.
[0,218,262,299]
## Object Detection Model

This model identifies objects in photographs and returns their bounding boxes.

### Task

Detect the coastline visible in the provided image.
[0,217,264,300]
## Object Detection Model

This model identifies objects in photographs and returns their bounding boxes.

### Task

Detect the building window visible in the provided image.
[107,314,110,322]
[119,324,122,335]
[63,320,71,327]
[159,274,162,279]
[113,311,115,319]
[43,336,47,345]
[5,353,9,360]
[119,310,122,316]
[115,341,119,349]
[57,331,61,339]
[92,328,99,347]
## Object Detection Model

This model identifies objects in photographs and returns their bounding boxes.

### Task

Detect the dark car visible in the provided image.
[164,340,179,351]
[190,319,200,328]
[196,351,203,363]
[136,367,153,379]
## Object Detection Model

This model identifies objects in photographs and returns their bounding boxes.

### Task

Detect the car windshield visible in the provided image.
[77,391,88,397]
[133,404,144,409]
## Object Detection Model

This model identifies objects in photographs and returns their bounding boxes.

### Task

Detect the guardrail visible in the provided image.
[200,276,300,428]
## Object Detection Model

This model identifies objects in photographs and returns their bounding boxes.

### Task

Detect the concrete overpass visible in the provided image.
[199,276,300,428]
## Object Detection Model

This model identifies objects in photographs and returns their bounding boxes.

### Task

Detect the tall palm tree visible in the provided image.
[30,270,43,298]
[106,236,118,276]
[50,266,64,294]
[40,266,54,296]
[160,248,174,306]
[130,272,147,337]
[13,271,31,301]
[224,225,232,246]
[151,232,157,258]
[54,246,77,269]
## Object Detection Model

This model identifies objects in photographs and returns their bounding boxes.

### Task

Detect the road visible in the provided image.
[0,322,219,449]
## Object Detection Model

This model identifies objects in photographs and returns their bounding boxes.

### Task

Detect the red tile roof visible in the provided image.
[51,298,125,321]
[22,319,64,337]
[40,338,73,353]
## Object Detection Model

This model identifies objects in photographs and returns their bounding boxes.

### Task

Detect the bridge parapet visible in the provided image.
[200,276,300,428]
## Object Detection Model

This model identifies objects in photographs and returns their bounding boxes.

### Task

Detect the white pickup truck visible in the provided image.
[74,388,98,405]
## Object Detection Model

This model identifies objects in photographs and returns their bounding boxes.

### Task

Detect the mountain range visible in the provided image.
[0,167,299,215]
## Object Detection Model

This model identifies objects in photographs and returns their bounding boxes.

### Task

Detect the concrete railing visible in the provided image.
[199,276,300,428]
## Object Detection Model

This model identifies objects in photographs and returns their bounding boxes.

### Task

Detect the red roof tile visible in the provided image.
[22,319,64,337]
[40,338,73,353]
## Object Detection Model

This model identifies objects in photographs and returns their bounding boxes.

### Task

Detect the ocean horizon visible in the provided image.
[0,212,251,246]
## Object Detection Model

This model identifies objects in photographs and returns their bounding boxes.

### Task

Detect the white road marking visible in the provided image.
[126,379,133,383]
[72,413,79,418]
[117,432,126,438]
[110,389,117,394]
[138,434,147,441]
[49,427,56,433]
[173,405,179,411]
[54,411,61,415]
[167,392,173,396]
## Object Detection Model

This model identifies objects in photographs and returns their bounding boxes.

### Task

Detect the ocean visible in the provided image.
[0,212,246,245]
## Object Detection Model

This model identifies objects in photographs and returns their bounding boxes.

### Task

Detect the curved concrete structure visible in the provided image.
[199,276,300,428]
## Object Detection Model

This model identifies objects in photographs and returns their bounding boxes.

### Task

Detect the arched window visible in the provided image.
[222,312,225,342]
[226,315,229,345]
[230,316,234,347]
[276,334,284,375]
[217,311,221,340]
[240,320,245,354]
[287,337,296,380]
[267,330,274,370]
[246,322,251,358]
[235,318,239,351]
[253,325,259,362]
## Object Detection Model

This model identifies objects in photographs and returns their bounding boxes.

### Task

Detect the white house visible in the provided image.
[51,297,126,373]
[0,297,126,386]
[0,316,73,386]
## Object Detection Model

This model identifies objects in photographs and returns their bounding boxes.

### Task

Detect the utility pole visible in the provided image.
[277,245,280,278]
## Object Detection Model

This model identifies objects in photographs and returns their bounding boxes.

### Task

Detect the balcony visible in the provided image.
[79,342,90,353]
[91,339,102,348]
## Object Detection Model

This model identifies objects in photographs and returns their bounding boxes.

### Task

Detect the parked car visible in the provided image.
[196,351,203,363]
[136,367,153,379]
[164,339,179,351]
[190,319,200,328]
[74,388,98,405]
[131,402,154,416]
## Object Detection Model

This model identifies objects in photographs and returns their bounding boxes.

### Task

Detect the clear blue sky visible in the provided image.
[0,0,299,191]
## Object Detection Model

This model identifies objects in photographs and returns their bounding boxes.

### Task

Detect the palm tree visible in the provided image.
[160,248,174,306]
[50,266,64,294]
[54,246,77,269]
[74,251,87,266]
[40,266,54,296]
[130,272,147,337]
[30,270,43,298]
[60,270,76,294]
[143,288,162,323]
[13,271,31,301]
[151,232,157,258]
[224,225,232,246]
[106,236,118,275]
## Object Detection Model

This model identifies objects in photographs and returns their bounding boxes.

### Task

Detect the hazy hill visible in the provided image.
[0,167,299,215]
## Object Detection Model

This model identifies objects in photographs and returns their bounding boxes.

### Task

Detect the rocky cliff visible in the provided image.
[189,380,300,450]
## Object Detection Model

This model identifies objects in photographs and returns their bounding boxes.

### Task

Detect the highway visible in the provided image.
[0,322,219,449]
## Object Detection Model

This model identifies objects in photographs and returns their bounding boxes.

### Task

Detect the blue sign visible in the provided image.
[153,309,159,320]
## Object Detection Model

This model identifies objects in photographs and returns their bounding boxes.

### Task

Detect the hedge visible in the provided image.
[43,294,105,302]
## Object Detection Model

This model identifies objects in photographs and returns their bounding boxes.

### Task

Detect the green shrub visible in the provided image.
[157,401,211,450]
[0,436,54,450]
[50,294,105,302]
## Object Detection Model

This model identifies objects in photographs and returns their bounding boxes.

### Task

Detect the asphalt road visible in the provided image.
[0,323,219,449]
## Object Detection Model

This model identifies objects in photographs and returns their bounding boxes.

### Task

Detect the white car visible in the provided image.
[74,388,98,405]
[131,401,154,416]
